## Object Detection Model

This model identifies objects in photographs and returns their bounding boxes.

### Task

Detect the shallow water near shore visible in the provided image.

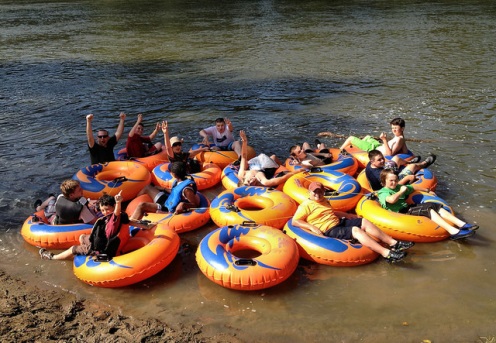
[1,0,495,341]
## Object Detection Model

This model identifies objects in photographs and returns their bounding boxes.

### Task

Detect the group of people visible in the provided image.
[36,114,478,265]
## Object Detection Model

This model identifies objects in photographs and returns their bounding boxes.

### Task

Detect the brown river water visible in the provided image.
[1,0,495,342]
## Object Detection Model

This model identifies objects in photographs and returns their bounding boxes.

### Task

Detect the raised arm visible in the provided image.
[128,114,142,138]
[149,122,160,140]
[162,121,174,158]
[115,112,126,141]
[86,114,95,148]
[237,130,249,178]
[114,191,123,216]
[225,118,233,132]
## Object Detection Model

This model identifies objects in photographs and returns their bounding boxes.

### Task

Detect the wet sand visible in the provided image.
[0,268,245,343]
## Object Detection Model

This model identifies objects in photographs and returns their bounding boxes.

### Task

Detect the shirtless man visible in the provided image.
[339,117,409,157]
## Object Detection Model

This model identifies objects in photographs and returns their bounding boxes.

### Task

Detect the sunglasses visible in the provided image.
[98,135,109,139]
[172,142,182,147]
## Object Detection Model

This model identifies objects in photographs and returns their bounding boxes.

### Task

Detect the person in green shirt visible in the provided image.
[377,169,478,240]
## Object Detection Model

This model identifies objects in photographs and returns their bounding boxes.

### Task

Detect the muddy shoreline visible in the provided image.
[0,268,245,342]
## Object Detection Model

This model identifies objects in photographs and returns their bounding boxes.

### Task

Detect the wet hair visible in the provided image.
[60,179,80,197]
[96,129,109,135]
[98,194,116,208]
[389,118,405,128]
[169,161,188,180]
[368,149,384,161]
[380,169,397,186]
[215,118,225,124]
[137,123,144,128]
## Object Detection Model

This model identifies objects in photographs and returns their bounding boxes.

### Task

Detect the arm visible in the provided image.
[175,188,200,214]
[162,121,174,158]
[379,132,392,156]
[385,185,409,205]
[128,114,142,138]
[292,218,323,235]
[86,114,95,148]
[199,127,211,146]
[237,130,249,179]
[225,118,233,132]
[188,145,209,158]
[115,112,126,141]
[257,169,306,188]
[149,122,160,140]
[114,191,123,216]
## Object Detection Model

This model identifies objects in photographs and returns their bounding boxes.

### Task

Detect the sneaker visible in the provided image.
[450,229,475,240]
[385,250,407,263]
[314,138,322,149]
[232,158,241,167]
[391,240,415,252]
[39,248,53,260]
[33,199,42,210]
[421,154,437,169]
[409,156,421,163]
[461,223,479,231]
[340,149,350,156]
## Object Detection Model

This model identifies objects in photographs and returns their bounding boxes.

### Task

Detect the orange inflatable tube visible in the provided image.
[283,219,378,266]
[283,169,363,212]
[73,225,180,288]
[152,162,221,190]
[73,161,151,201]
[125,193,211,233]
[21,210,92,250]
[196,224,299,290]
[355,192,452,242]
[209,186,297,229]
[115,148,170,171]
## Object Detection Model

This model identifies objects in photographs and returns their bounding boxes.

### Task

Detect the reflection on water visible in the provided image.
[1,0,496,341]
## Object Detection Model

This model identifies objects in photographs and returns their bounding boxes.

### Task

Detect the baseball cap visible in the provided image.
[170,136,183,146]
[308,182,325,193]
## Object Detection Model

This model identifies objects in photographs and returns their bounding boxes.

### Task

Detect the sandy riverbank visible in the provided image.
[0,268,245,343]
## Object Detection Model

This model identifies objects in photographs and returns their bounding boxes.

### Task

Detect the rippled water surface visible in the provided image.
[1,1,495,342]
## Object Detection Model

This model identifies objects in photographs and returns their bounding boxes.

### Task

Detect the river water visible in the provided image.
[1,0,495,342]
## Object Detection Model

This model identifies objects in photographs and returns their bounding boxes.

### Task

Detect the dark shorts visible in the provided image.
[154,192,170,211]
[324,218,363,240]
[72,234,92,256]
[264,167,278,179]
[401,203,443,219]
[217,141,234,151]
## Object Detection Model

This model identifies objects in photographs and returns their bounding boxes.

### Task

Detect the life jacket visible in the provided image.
[165,178,197,213]
[89,213,129,258]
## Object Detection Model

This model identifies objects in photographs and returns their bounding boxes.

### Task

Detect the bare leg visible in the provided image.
[130,202,159,221]
[339,136,355,151]
[360,219,397,246]
[51,247,76,260]
[438,208,466,228]
[36,195,56,212]
[302,142,312,151]
[429,210,460,235]
[136,184,162,198]
[232,140,242,157]
[352,226,390,257]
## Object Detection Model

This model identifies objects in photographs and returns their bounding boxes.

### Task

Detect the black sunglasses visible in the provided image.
[172,142,182,147]
[98,135,109,139]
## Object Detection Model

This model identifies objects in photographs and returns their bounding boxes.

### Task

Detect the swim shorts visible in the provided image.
[350,135,381,152]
